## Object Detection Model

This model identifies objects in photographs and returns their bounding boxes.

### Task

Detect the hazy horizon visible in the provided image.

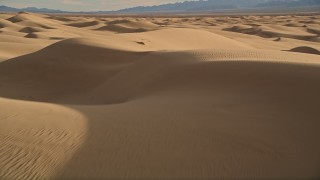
[2,0,317,13]
[0,0,196,11]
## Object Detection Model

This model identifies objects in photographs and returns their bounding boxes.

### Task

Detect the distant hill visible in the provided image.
[1,0,320,14]
[255,0,320,8]
[115,0,320,13]
[0,5,67,13]
[115,0,266,13]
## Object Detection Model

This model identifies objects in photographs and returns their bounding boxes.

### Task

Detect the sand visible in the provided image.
[0,12,320,179]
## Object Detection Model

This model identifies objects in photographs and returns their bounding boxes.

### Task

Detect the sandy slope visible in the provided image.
[0,98,87,179]
[0,12,320,179]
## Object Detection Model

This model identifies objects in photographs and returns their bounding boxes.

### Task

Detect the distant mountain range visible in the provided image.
[116,0,265,13]
[0,5,67,13]
[115,0,320,13]
[1,0,320,14]
[255,0,320,8]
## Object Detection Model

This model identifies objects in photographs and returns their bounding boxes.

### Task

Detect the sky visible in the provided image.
[0,0,191,11]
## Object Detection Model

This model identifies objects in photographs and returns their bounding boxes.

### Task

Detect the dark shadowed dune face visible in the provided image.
[288,46,320,55]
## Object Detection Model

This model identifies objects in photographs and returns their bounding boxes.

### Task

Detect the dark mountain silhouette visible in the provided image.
[0,0,319,14]
[116,0,266,13]
[0,5,66,13]
[255,0,320,8]
[116,0,320,13]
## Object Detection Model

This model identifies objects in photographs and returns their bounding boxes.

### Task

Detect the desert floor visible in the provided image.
[0,12,320,179]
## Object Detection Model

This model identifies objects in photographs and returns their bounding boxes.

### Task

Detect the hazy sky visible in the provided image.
[0,0,191,11]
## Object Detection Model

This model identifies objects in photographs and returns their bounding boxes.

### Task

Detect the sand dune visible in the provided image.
[0,12,320,179]
[225,24,318,42]
[96,20,158,33]
[67,21,101,28]
[0,18,22,30]
[19,27,45,33]
[289,46,320,55]
[0,98,87,179]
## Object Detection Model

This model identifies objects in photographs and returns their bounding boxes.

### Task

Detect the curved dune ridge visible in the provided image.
[0,12,320,179]
[67,20,101,28]
[96,20,159,33]
[225,24,319,42]
[0,19,22,30]
[0,38,318,105]
[0,98,87,179]
[19,27,45,33]
[289,46,320,55]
